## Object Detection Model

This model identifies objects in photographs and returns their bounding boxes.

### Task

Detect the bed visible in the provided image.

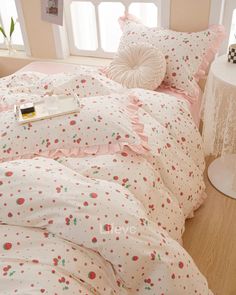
[0,14,225,295]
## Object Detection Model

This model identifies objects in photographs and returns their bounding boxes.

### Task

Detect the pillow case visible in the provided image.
[106,43,166,90]
[0,94,149,163]
[118,14,225,99]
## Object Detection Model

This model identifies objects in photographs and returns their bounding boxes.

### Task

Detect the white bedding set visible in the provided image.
[0,67,211,294]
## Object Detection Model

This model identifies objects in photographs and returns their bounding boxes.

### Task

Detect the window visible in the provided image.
[65,0,170,58]
[229,9,236,46]
[0,0,24,50]
[210,0,236,54]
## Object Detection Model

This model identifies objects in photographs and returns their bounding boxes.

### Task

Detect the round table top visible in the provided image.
[211,54,236,87]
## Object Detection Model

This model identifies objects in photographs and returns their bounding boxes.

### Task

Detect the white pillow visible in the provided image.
[107,44,166,90]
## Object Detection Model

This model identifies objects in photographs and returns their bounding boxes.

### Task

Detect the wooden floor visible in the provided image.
[183,157,236,295]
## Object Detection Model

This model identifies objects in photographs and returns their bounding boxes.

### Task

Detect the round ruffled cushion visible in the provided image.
[107,44,166,90]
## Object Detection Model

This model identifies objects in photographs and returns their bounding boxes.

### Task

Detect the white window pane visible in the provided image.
[0,0,24,46]
[129,2,158,27]
[70,1,98,51]
[229,9,236,46]
[0,30,3,45]
[99,2,124,52]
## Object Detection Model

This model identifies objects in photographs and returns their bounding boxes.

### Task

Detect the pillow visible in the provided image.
[118,14,225,98]
[0,94,149,163]
[106,43,166,90]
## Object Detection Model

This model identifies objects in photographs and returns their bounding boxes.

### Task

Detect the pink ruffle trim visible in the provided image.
[118,12,142,31]
[158,84,198,104]
[157,25,226,102]
[194,24,226,82]
[0,95,150,163]
[116,15,226,101]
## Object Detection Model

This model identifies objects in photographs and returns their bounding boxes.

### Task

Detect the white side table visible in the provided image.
[202,55,236,199]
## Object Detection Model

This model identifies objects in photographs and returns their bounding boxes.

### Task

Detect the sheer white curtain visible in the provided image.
[68,1,158,55]
[99,2,125,52]
[229,8,236,45]
[129,2,157,27]
[70,1,98,51]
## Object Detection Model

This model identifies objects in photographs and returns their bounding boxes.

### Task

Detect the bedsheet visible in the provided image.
[0,67,210,294]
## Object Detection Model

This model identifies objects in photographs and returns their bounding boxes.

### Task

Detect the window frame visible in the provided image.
[0,0,30,54]
[64,0,170,58]
[210,0,236,54]
[15,0,31,55]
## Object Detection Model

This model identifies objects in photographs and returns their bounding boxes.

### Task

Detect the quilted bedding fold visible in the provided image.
[0,69,211,294]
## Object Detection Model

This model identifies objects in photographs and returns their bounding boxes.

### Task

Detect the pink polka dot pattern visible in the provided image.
[0,157,213,294]
[0,225,122,294]
[118,14,225,98]
[0,94,149,163]
[41,69,124,98]
[0,68,212,294]
[0,67,124,111]
[128,88,206,218]
[59,150,186,243]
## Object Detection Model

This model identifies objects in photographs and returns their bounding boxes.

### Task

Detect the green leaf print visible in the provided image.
[63,286,69,291]
[9,271,16,277]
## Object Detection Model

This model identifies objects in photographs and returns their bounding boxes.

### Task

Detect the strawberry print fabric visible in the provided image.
[39,68,125,97]
[118,14,225,99]
[0,93,148,162]
[59,150,185,243]
[0,68,212,294]
[0,71,47,111]
[59,88,206,223]
[0,157,213,295]
[0,66,124,111]
[0,225,121,295]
